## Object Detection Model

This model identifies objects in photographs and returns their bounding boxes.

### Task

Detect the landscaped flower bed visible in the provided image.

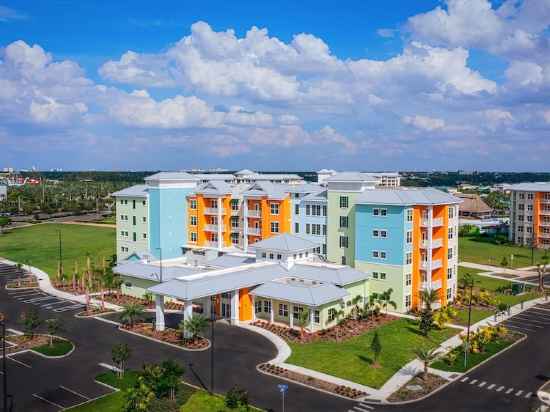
[252,314,396,344]
[387,373,447,402]
[6,276,39,289]
[6,334,74,357]
[258,363,366,399]
[103,293,184,310]
[121,323,209,350]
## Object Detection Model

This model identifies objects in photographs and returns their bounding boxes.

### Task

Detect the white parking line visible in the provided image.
[512,315,550,325]
[358,404,374,410]
[525,392,532,398]
[470,379,478,385]
[533,307,550,313]
[7,356,31,368]
[461,377,469,382]
[59,385,90,400]
[32,394,64,409]
[504,319,542,329]
[515,390,523,396]
[502,323,537,332]
[353,406,372,412]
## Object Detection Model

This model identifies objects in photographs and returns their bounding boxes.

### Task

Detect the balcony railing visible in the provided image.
[421,259,443,270]
[204,207,225,215]
[204,241,219,248]
[421,217,443,227]
[231,208,240,216]
[248,210,261,218]
[541,210,550,216]
[421,279,442,290]
[421,238,443,249]
[539,232,550,239]
[248,227,261,236]
[205,224,224,232]
[230,225,240,233]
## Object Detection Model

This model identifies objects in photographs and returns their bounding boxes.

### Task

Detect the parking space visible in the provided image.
[520,275,550,287]
[501,304,550,334]
[33,386,91,410]
[7,289,86,313]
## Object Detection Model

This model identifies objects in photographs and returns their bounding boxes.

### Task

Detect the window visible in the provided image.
[341,256,346,265]
[261,252,266,258]
[448,227,454,239]
[322,205,327,216]
[403,231,411,244]
[190,199,197,209]
[339,236,348,248]
[190,232,197,242]
[278,303,289,317]
[306,223,311,234]
[277,254,282,260]
[314,310,320,324]
[527,215,533,222]
[448,206,454,219]
[380,251,387,259]
[142,217,147,223]
[381,208,387,216]
[528,204,533,211]
[271,222,279,233]
[322,244,327,255]
[405,295,411,309]
[295,204,299,215]
[142,200,146,206]
[132,232,137,242]
[372,272,379,279]
[294,223,299,233]
[447,288,452,300]
[263,300,271,313]
[374,208,388,216]
[132,200,136,209]
[447,267,453,279]
[255,300,262,313]
[528,193,534,200]
[372,230,379,237]
[142,233,147,239]
[405,273,412,286]
[373,251,379,258]
[306,205,311,215]
[448,248,453,259]
[132,216,137,225]
[339,196,349,208]
[292,305,304,320]
[269,253,274,259]
[312,224,321,235]
[270,203,279,215]
[406,252,412,264]
[407,209,413,222]
[339,216,348,228]
[328,308,337,322]
[190,216,197,226]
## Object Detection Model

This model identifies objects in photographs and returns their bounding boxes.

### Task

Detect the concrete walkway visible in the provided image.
[459,261,536,276]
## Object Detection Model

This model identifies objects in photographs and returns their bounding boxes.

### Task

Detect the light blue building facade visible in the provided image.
[289,186,327,256]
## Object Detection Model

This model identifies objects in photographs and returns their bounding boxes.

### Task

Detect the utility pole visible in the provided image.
[464,274,474,368]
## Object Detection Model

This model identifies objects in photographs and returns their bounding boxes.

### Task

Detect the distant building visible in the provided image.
[508,183,550,249]
[454,193,494,219]
[0,184,6,201]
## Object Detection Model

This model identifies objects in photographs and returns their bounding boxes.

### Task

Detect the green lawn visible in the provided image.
[459,237,547,268]
[286,319,458,389]
[431,335,518,373]
[0,223,115,278]
[33,339,74,357]
[453,307,494,326]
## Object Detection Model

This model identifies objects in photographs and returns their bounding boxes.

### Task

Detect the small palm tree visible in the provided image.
[414,347,439,380]
[180,315,208,342]
[351,295,362,320]
[120,303,145,328]
[419,288,440,312]
[334,309,346,342]
[380,288,397,313]
[297,308,310,337]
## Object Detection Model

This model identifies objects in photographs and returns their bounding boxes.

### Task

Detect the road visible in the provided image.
[0,262,548,412]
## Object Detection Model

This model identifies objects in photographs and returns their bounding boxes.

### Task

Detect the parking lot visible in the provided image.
[501,301,550,335]
[7,289,86,313]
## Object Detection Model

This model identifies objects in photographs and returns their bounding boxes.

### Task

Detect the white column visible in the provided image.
[230,290,240,325]
[183,300,193,338]
[427,206,433,284]
[203,297,211,319]
[243,199,249,252]
[309,307,315,332]
[251,295,256,321]
[270,299,274,323]
[289,303,294,329]
[217,198,223,250]
[155,294,165,331]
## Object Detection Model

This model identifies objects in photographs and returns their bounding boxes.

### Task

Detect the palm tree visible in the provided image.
[120,303,145,328]
[296,308,310,337]
[536,254,549,292]
[180,315,208,342]
[351,295,362,320]
[334,309,345,342]
[419,288,440,311]
[380,288,397,313]
[414,347,439,380]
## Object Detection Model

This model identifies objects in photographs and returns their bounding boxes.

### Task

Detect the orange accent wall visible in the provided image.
[197,194,207,246]
[431,206,447,305]
[441,206,449,306]
[239,288,253,321]
[222,196,231,247]
[412,206,422,309]
[261,198,270,237]
[534,192,541,247]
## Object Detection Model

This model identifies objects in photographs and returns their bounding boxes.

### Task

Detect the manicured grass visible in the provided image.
[0,223,115,278]
[286,319,458,389]
[459,237,547,268]
[453,307,494,326]
[33,339,74,357]
[180,391,263,412]
[66,371,139,412]
[431,336,518,373]
[457,266,504,291]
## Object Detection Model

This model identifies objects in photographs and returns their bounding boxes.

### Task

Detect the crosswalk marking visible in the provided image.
[353,406,371,412]
[469,379,478,385]
[525,392,532,398]
[478,381,487,387]
[461,377,469,382]
[515,390,523,396]
[487,384,495,390]
[358,404,374,410]
[496,386,504,392]
[506,388,514,394]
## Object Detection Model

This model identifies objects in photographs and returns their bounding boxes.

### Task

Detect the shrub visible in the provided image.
[225,386,249,410]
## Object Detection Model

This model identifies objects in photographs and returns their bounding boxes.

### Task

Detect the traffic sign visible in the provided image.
[278,384,288,393]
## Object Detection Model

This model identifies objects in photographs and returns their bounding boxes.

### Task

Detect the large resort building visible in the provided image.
[112,169,462,331]
[509,182,550,249]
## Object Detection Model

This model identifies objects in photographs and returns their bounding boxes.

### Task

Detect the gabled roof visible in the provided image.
[356,187,461,206]
[242,181,287,199]
[114,262,203,282]
[454,193,493,213]
[508,182,550,192]
[196,180,233,195]
[235,169,257,176]
[144,172,198,182]
[206,254,256,269]
[250,279,348,306]
[250,233,321,252]
[302,189,327,202]
[111,185,148,198]
[289,263,368,286]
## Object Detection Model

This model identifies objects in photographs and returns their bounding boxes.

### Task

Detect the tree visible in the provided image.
[179,315,208,342]
[419,309,434,336]
[536,254,549,292]
[21,308,41,337]
[161,360,184,401]
[225,386,249,409]
[370,331,382,367]
[334,309,346,342]
[419,289,439,312]
[380,288,397,313]
[414,347,439,380]
[0,216,10,234]
[123,377,155,412]
[296,308,310,337]
[501,256,509,267]
[45,318,62,346]
[351,295,362,320]
[112,343,132,378]
[120,304,145,328]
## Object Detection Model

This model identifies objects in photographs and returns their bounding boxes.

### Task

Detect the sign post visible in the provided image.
[277,384,288,412]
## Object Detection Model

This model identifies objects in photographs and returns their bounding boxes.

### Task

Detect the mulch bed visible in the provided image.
[121,323,209,350]
[5,334,50,354]
[6,276,39,289]
[387,373,447,402]
[103,293,184,310]
[76,307,116,317]
[252,315,396,344]
[259,363,366,399]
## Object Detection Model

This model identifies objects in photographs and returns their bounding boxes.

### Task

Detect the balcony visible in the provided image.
[205,224,224,232]
[421,217,443,227]
[421,259,443,270]
[230,225,240,233]
[541,210,550,216]
[248,210,261,218]
[421,238,443,249]
[248,227,261,236]
[421,279,442,291]
[204,241,219,248]
[204,207,225,215]
[231,208,240,216]
[539,232,550,239]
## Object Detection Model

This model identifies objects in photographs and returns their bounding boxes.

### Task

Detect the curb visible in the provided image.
[118,326,211,352]
[4,334,76,360]
[75,310,118,319]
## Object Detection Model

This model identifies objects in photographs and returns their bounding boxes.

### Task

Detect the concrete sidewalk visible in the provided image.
[459,261,536,276]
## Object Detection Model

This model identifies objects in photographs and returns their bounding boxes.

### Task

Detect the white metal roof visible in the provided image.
[111,185,148,198]
[508,182,550,192]
[356,187,461,206]
[250,233,321,252]
[250,279,348,307]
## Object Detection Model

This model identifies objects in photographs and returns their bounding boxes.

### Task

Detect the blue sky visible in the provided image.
[1,0,550,171]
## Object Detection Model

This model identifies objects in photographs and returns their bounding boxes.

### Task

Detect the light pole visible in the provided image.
[1,313,9,412]
[463,273,475,369]
[210,296,216,394]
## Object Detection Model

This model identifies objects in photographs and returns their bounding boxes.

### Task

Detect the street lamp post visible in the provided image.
[1,313,8,412]
[210,296,215,394]
[57,230,63,281]
[463,273,474,369]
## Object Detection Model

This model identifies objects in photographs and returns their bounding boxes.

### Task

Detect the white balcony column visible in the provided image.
[217,197,223,250]
[155,294,165,331]
[230,289,240,325]
[270,299,274,323]
[251,295,256,321]
[243,199,249,252]
[203,297,211,319]
[183,300,193,338]
[289,303,294,329]
[427,206,433,283]
[309,307,315,332]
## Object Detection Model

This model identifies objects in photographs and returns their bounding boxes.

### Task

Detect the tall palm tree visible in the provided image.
[297,308,310,337]
[419,288,440,312]
[537,254,549,292]
[414,347,439,380]
[380,288,397,313]
[120,303,145,328]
